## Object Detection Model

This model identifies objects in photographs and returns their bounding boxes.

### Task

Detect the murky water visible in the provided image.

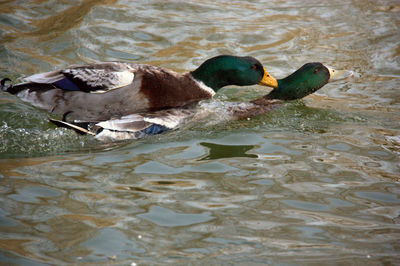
[0,0,399,264]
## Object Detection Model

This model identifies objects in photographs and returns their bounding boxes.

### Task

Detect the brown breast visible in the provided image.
[138,66,214,110]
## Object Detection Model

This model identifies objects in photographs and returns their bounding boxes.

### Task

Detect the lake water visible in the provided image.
[0,0,399,264]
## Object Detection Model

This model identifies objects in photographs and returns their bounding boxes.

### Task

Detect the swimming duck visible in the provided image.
[46,62,353,140]
[0,55,277,121]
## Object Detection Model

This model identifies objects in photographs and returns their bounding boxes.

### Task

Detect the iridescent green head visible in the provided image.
[266,62,353,100]
[191,55,277,91]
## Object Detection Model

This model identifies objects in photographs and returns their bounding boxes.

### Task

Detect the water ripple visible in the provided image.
[0,0,399,264]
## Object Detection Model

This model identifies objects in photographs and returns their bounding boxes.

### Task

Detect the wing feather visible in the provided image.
[95,108,196,133]
[61,68,134,93]
[25,71,65,84]
[24,62,137,93]
[96,114,152,132]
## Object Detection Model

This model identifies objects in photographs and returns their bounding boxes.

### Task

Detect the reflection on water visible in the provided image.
[0,0,399,264]
[138,206,214,227]
[200,142,258,160]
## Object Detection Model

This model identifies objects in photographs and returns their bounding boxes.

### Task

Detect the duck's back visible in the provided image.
[3,62,214,121]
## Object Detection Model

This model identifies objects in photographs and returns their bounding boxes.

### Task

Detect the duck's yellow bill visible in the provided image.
[326,66,354,82]
[258,68,278,88]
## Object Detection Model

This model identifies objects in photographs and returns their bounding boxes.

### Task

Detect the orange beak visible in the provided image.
[258,68,278,88]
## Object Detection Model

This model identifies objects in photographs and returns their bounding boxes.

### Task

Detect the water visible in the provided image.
[0,0,399,264]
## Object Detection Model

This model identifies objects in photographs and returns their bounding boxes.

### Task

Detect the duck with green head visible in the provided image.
[44,62,352,140]
[1,55,277,121]
[231,62,353,118]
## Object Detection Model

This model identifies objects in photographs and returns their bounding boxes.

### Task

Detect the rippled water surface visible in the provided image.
[0,0,399,264]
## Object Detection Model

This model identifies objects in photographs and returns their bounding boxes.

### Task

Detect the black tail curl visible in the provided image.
[0,78,13,91]
[1,78,12,92]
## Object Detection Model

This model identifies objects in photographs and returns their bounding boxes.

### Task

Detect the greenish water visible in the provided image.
[0,0,399,264]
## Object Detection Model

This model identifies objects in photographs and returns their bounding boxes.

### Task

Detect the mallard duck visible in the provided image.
[0,55,277,121]
[46,62,353,140]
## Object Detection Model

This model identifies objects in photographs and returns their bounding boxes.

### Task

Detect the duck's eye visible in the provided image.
[313,68,319,74]
[250,64,258,70]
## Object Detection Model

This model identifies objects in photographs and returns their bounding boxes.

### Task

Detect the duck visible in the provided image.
[0,55,277,121]
[46,62,353,140]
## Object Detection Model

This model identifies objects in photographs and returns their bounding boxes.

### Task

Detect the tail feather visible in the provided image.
[49,118,96,136]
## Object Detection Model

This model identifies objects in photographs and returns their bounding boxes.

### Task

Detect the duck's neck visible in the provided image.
[265,77,326,101]
[190,65,226,92]
[263,78,300,100]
